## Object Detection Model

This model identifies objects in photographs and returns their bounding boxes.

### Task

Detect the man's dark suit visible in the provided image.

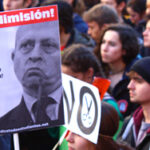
[0,97,64,131]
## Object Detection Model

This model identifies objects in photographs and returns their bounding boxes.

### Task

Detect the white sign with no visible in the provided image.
[62,73,101,144]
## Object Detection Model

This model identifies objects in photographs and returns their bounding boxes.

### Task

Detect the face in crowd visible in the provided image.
[66,131,96,150]
[3,0,31,11]
[126,7,142,25]
[100,29,125,65]
[128,72,150,105]
[87,21,102,43]
[12,22,61,97]
[100,0,125,18]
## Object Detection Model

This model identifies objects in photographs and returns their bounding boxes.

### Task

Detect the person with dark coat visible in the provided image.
[66,102,134,150]
[117,57,150,150]
[0,135,11,150]
[94,23,140,118]
[83,3,119,44]
[41,0,95,51]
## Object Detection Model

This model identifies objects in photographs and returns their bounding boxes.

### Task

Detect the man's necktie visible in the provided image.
[32,97,56,123]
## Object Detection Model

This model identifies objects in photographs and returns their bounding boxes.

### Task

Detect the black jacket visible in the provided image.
[112,58,140,118]
[0,98,64,133]
[117,107,150,150]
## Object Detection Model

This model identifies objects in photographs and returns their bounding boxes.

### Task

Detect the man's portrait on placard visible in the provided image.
[0,21,64,133]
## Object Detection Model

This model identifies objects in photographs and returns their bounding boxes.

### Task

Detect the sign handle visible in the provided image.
[52,129,68,150]
[13,133,20,150]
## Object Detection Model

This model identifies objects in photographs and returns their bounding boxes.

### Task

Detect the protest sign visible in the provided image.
[0,5,64,134]
[62,73,101,144]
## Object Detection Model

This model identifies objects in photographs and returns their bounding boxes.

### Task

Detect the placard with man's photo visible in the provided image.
[0,5,64,133]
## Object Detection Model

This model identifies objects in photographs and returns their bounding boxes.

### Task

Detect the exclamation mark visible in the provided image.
[50,9,54,17]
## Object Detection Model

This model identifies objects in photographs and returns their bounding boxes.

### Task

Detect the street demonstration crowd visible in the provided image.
[1,0,150,149]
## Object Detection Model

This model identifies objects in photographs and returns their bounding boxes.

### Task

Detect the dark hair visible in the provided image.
[62,44,104,77]
[41,0,73,33]
[100,102,119,137]
[94,23,139,76]
[96,102,134,150]
[129,56,150,84]
[83,0,99,10]
[83,4,119,27]
[73,0,86,16]
[96,135,135,150]
[127,0,146,15]
[116,0,126,5]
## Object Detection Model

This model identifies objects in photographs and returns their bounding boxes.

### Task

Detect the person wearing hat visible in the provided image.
[117,56,150,150]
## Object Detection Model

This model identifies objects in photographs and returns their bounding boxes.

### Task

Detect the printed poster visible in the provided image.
[0,5,64,133]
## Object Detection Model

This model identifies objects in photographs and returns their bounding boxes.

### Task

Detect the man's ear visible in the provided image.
[11,51,15,60]
[85,67,94,84]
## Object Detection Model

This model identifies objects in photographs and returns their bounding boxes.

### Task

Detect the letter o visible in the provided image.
[77,86,98,134]
[35,10,42,20]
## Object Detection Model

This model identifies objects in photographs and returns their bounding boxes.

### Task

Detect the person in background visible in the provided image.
[99,0,131,24]
[83,3,119,43]
[60,43,123,150]
[141,15,150,56]
[3,0,39,11]
[0,0,3,11]
[62,0,88,34]
[41,0,95,51]
[126,0,146,41]
[83,0,99,10]
[62,44,122,119]
[117,57,150,150]
[66,102,134,150]
[146,0,150,15]
[94,23,140,118]
[0,135,11,150]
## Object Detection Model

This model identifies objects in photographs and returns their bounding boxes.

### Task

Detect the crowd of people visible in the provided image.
[1,0,150,149]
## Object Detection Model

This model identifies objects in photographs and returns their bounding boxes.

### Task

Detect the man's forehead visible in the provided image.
[88,21,98,27]
[16,22,57,40]
[17,23,52,32]
[15,21,59,48]
[129,71,143,79]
